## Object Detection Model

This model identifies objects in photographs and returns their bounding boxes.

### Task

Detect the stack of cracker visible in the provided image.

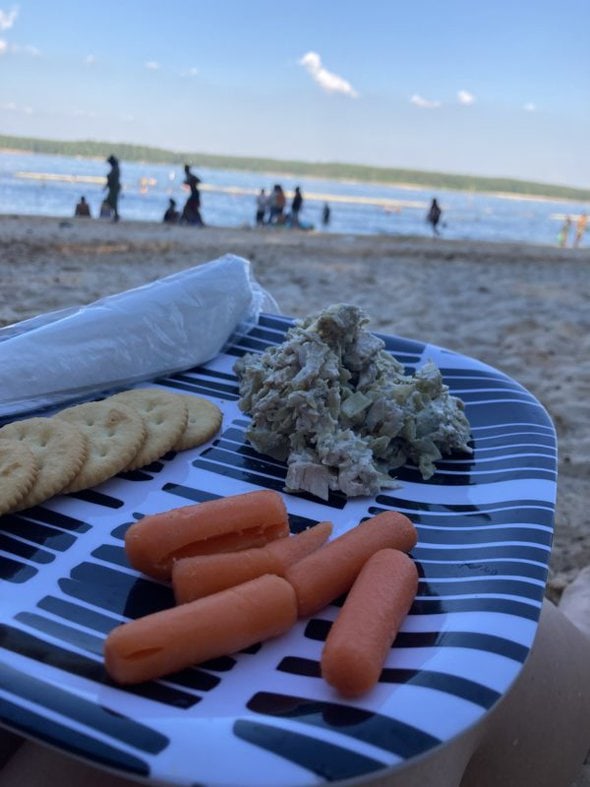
[0,389,222,515]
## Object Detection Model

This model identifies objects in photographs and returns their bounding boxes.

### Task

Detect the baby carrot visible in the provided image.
[173,548,280,604]
[172,520,333,604]
[284,510,417,618]
[266,520,333,566]
[104,573,297,685]
[124,489,290,581]
[321,548,418,697]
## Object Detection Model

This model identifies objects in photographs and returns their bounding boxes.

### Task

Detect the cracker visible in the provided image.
[173,396,222,451]
[110,388,188,470]
[0,439,39,515]
[0,417,88,510]
[56,400,146,492]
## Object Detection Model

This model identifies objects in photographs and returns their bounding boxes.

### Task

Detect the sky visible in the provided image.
[0,0,589,189]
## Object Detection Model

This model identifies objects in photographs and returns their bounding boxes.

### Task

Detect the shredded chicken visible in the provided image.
[234,304,472,500]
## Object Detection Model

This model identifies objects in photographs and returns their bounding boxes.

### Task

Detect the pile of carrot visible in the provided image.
[104,489,419,697]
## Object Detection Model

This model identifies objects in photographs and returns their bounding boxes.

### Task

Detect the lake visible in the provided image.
[0,150,585,246]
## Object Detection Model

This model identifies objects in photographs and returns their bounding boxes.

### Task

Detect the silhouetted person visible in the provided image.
[427,198,442,236]
[180,164,204,226]
[322,202,331,227]
[74,195,91,218]
[163,198,180,224]
[290,186,303,227]
[104,155,121,222]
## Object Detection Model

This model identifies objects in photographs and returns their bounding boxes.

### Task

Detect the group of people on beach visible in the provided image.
[74,154,122,221]
[74,159,586,249]
[71,154,442,239]
[558,212,587,248]
[161,164,205,226]
[74,157,205,227]
[255,184,303,227]
[254,184,331,230]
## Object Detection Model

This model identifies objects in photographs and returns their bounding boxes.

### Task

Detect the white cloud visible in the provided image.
[523,102,537,112]
[144,60,160,70]
[299,51,358,98]
[0,7,18,31]
[0,38,6,54]
[180,66,198,77]
[410,93,441,109]
[457,89,475,105]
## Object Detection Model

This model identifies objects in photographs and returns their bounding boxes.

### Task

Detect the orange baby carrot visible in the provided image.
[266,520,333,567]
[173,520,333,604]
[284,510,417,618]
[321,548,418,697]
[173,548,280,604]
[104,574,297,685]
[124,490,290,581]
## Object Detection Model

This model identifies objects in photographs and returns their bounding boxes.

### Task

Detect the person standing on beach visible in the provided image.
[573,212,587,248]
[322,202,331,227]
[268,186,279,224]
[426,198,442,236]
[268,184,286,224]
[180,164,204,226]
[290,186,303,227]
[255,189,267,225]
[104,155,121,222]
[276,185,286,223]
[558,215,572,247]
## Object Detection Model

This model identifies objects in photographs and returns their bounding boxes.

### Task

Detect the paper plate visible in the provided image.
[0,314,556,786]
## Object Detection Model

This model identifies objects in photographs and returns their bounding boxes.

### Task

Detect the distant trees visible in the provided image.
[1,133,588,203]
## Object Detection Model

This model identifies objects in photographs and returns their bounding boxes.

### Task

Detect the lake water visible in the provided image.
[0,150,586,246]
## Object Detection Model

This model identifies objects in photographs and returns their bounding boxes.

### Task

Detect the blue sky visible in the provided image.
[1,0,588,188]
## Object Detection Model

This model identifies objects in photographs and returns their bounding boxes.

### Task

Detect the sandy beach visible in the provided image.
[1,213,589,600]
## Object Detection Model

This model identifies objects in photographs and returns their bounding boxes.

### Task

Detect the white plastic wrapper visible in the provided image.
[0,254,279,418]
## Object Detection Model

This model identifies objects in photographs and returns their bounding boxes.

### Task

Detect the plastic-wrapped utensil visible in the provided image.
[0,254,278,418]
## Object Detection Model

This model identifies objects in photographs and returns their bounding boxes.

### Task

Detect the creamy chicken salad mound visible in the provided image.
[234,304,472,500]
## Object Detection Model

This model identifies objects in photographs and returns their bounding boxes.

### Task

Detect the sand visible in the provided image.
[1,213,589,601]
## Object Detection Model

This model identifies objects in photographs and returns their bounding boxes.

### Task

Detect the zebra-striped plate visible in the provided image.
[0,314,556,786]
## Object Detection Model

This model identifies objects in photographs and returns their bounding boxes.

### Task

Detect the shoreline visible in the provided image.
[0,210,581,251]
[1,212,589,602]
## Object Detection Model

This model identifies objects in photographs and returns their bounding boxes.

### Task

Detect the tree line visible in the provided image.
[1,133,589,202]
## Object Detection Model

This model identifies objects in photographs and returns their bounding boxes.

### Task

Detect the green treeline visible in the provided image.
[1,133,589,202]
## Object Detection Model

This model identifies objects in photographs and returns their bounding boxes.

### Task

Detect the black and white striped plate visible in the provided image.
[0,314,556,785]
